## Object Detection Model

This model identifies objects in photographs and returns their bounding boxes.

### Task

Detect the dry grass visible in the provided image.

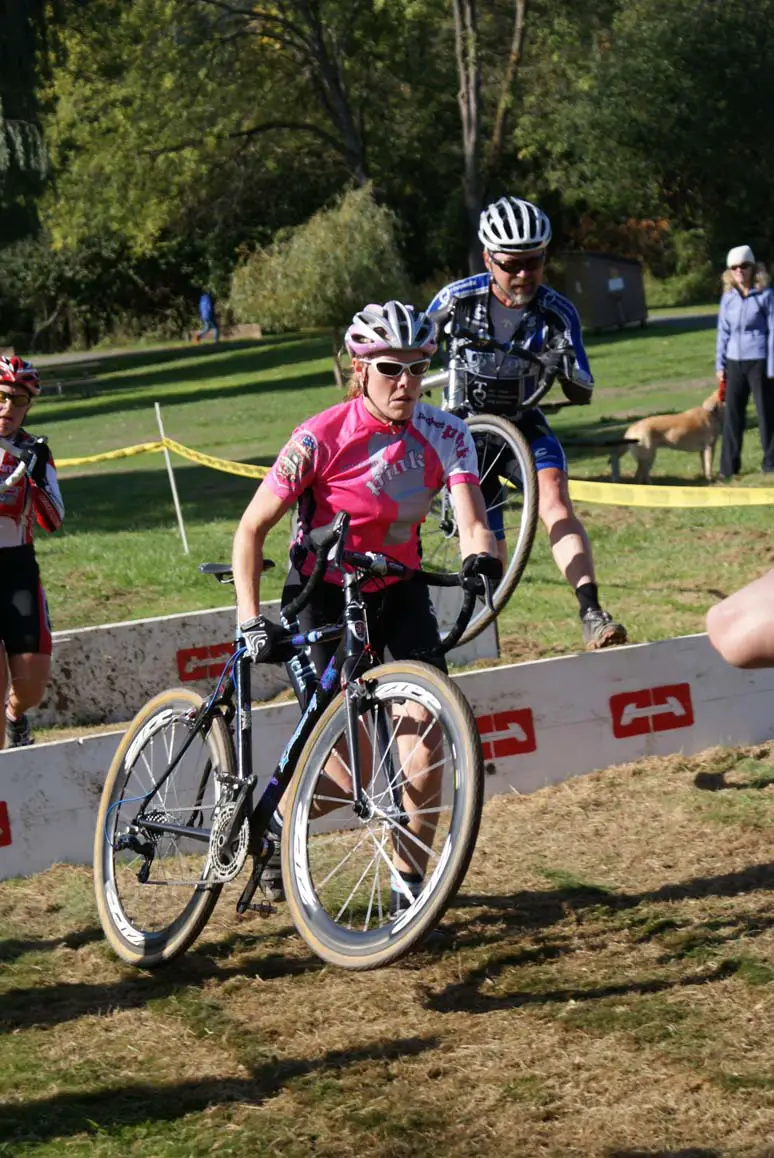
[3,744,774,1156]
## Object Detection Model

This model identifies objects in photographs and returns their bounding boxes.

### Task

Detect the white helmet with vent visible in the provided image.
[478,197,552,253]
[345,301,437,357]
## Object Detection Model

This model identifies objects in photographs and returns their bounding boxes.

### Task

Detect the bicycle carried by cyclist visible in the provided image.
[94,513,494,970]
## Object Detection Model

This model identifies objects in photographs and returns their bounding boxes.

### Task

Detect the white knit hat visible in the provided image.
[726,244,755,268]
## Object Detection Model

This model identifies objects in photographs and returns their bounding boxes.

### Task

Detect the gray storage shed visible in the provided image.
[550,251,647,331]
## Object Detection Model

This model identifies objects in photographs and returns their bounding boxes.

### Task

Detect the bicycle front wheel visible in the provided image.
[281,661,484,969]
[94,688,235,967]
[423,413,538,646]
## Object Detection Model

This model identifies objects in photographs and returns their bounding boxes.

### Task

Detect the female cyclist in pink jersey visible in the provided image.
[232,301,501,908]
[0,355,65,748]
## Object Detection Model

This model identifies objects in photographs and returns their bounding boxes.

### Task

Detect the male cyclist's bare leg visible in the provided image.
[538,468,594,587]
[538,469,626,647]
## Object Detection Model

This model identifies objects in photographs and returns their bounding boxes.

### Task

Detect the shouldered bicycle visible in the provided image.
[421,341,575,644]
[94,511,495,971]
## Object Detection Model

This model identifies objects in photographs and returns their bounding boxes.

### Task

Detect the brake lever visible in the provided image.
[481,576,495,613]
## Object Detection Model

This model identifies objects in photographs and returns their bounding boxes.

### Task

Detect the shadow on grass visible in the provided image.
[606,1151,722,1158]
[421,859,774,1012]
[423,951,739,1015]
[37,346,336,427]
[0,926,104,963]
[585,315,717,348]
[0,1034,439,1144]
[41,333,315,380]
[57,459,273,534]
[0,924,321,1035]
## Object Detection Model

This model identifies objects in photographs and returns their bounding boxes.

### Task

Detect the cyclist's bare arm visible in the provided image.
[450,480,497,558]
[707,569,774,669]
[232,481,295,621]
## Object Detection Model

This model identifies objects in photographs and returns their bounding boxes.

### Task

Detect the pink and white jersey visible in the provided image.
[0,431,65,548]
[264,395,479,585]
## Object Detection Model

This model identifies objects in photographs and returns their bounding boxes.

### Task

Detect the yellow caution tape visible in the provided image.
[57,440,165,468]
[163,438,268,480]
[567,479,774,507]
[55,436,774,507]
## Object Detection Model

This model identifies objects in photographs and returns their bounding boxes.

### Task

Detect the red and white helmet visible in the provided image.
[479,196,552,253]
[345,301,437,358]
[0,355,41,395]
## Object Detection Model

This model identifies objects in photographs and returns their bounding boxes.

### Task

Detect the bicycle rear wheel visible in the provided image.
[281,661,483,969]
[422,413,538,646]
[94,688,235,967]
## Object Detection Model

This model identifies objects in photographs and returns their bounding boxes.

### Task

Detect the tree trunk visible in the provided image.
[452,0,484,274]
[332,328,345,390]
[487,0,527,178]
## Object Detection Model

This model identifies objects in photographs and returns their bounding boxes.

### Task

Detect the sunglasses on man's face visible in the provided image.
[369,358,432,378]
[0,391,30,411]
[489,252,546,274]
[731,262,753,271]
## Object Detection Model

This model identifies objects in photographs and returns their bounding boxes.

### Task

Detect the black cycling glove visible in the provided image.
[460,552,504,587]
[21,440,50,486]
[239,615,292,664]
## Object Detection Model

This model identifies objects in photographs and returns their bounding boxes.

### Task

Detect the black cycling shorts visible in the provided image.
[0,544,52,656]
[281,567,447,703]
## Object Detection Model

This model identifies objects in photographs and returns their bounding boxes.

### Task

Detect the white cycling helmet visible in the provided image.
[345,300,437,357]
[478,196,552,254]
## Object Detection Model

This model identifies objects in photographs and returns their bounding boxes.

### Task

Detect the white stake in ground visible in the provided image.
[154,401,189,555]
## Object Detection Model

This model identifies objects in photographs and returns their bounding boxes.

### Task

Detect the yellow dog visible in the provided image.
[625,391,724,483]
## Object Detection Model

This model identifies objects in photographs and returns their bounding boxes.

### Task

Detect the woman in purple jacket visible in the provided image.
[715,245,774,479]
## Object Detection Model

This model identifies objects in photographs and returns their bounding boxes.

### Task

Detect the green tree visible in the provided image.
[229,184,412,383]
[518,0,774,260]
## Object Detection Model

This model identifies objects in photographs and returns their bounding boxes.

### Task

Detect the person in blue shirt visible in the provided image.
[427,196,626,650]
[715,245,774,479]
[196,291,220,343]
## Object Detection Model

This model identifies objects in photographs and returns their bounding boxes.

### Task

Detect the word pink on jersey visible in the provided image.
[264,394,479,585]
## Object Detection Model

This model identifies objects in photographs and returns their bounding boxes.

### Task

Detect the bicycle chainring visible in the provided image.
[206,803,250,884]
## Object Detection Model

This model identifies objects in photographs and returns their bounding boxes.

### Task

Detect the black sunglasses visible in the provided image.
[489,252,546,274]
[368,358,432,378]
[731,262,753,271]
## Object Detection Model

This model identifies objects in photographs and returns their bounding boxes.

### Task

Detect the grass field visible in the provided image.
[5,313,774,1154]
[3,741,774,1155]
[25,310,774,666]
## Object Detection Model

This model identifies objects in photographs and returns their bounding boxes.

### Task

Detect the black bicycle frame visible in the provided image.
[130,570,374,853]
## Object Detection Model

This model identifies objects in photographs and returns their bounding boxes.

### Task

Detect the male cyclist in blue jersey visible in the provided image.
[427,196,627,650]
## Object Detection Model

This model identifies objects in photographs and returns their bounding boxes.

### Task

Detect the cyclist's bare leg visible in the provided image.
[287,702,442,877]
[0,644,8,747]
[7,653,50,721]
[392,704,442,877]
[538,467,595,588]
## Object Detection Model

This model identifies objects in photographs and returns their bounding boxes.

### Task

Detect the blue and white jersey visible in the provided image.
[427,275,593,416]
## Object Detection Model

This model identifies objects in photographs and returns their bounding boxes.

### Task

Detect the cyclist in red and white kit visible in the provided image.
[232,301,501,908]
[0,355,65,748]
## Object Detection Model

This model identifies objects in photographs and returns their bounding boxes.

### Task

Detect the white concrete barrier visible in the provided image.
[4,632,774,880]
[35,596,498,727]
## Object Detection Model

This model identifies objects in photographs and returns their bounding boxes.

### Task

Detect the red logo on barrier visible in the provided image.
[0,802,11,848]
[610,683,694,739]
[476,709,537,758]
[176,641,234,682]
